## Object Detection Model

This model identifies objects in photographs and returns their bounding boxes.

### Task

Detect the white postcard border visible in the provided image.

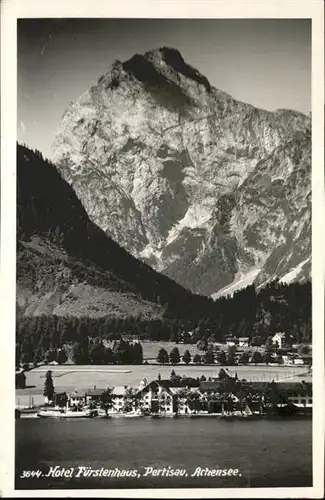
[1,0,324,498]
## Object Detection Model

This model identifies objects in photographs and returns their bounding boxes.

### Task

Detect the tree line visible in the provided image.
[16,279,311,367]
[16,336,144,368]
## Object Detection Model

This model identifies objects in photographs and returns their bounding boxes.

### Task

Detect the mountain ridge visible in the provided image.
[52,47,311,296]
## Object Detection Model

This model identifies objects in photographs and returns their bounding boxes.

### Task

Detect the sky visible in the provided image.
[17,18,311,159]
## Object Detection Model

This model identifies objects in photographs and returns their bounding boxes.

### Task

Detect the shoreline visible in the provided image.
[17,410,312,420]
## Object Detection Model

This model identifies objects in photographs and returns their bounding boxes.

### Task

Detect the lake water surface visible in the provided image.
[16,417,312,490]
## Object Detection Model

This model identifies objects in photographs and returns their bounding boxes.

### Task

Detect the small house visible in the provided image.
[69,390,86,407]
[300,354,312,366]
[85,388,105,405]
[112,386,129,413]
[272,333,286,349]
[238,337,249,347]
[290,354,304,365]
[225,336,237,347]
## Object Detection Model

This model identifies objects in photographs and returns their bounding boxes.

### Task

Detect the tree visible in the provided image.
[182,350,191,365]
[239,351,250,364]
[16,344,22,368]
[43,370,55,402]
[170,329,179,343]
[251,336,263,347]
[123,387,137,413]
[131,342,143,364]
[174,388,188,415]
[45,348,57,364]
[193,354,201,364]
[71,342,83,365]
[169,347,180,364]
[33,344,43,367]
[226,345,237,366]
[89,341,107,365]
[216,350,227,365]
[266,337,275,350]
[157,348,169,364]
[196,338,208,351]
[113,339,132,364]
[187,392,202,413]
[263,350,274,365]
[104,347,114,364]
[170,369,182,384]
[251,351,263,364]
[202,350,214,364]
[276,354,284,365]
[100,388,114,415]
[57,348,68,365]
[299,344,311,355]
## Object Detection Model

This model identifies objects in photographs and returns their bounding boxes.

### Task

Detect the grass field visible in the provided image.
[16,363,312,408]
[106,340,262,360]
[136,341,202,359]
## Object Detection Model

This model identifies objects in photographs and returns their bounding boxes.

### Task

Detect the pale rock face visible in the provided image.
[52,47,311,296]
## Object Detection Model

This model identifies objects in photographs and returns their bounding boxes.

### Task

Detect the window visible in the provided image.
[308,399,312,404]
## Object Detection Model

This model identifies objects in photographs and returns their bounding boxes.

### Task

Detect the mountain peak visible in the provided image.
[145,46,184,63]
[120,46,211,92]
[52,48,311,296]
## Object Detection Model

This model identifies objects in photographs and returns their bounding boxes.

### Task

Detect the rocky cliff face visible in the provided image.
[52,47,311,296]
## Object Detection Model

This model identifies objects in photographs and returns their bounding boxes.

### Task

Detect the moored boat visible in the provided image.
[37,407,98,418]
[124,411,144,418]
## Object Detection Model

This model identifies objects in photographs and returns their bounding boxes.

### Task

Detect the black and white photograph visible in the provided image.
[1,0,324,498]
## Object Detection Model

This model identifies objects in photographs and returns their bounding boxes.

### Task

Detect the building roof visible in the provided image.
[70,390,85,398]
[170,387,200,395]
[112,386,128,396]
[136,380,174,396]
[85,388,106,397]
[300,354,312,360]
[238,337,249,341]
[274,382,312,395]
[199,380,238,393]
[199,380,312,395]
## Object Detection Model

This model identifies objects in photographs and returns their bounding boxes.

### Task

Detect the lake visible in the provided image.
[15,417,312,490]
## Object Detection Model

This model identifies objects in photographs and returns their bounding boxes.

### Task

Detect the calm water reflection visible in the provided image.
[16,417,312,489]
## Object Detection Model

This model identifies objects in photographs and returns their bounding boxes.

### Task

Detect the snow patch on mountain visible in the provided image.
[279,257,311,284]
[211,268,261,299]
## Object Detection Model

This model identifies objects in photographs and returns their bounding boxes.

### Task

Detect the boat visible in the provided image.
[220,403,235,419]
[97,408,112,418]
[220,403,261,420]
[123,411,143,418]
[37,409,64,418]
[37,406,98,418]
